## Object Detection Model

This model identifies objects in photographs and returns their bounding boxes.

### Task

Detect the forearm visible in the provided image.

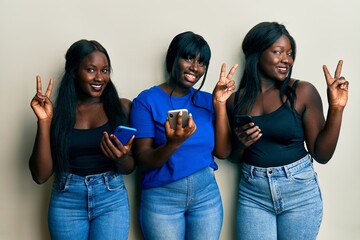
[313,107,344,164]
[213,102,232,159]
[135,141,181,170]
[29,120,54,184]
[227,138,246,163]
[114,153,136,175]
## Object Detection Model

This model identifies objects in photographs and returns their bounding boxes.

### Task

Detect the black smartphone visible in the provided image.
[113,125,137,144]
[234,114,253,127]
[167,109,189,129]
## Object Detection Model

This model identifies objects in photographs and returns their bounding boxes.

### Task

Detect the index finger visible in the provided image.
[227,64,238,80]
[176,111,184,129]
[219,63,226,79]
[322,65,332,86]
[36,75,43,95]
[45,79,54,98]
[334,60,343,79]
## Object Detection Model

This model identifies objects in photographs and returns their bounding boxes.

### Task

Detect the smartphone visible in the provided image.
[112,125,137,144]
[234,114,253,127]
[167,109,189,130]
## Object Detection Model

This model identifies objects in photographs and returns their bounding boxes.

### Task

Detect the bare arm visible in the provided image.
[29,76,54,184]
[133,112,196,170]
[212,64,238,159]
[301,60,348,164]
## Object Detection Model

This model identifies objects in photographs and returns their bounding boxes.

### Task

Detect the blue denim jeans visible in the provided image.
[237,154,323,240]
[139,167,223,240]
[48,172,130,240]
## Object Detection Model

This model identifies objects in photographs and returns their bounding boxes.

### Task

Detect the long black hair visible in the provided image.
[234,22,297,115]
[51,39,127,176]
[165,31,211,109]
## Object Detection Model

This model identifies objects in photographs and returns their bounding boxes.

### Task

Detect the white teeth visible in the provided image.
[185,74,196,80]
[91,84,102,90]
[278,67,287,73]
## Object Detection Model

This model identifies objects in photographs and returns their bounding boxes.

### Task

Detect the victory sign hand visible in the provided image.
[213,63,238,104]
[323,60,349,109]
[30,75,54,120]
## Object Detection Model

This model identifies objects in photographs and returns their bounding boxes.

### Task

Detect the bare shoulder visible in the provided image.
[292,79,322,106]
[295,80,319,97]
[120,98,132,116]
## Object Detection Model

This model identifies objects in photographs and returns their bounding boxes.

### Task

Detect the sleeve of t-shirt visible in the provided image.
[130,93,155,138]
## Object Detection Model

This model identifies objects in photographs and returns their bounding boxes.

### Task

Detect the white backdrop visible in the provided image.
[1,0,359,239]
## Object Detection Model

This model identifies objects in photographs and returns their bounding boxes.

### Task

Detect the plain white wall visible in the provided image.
[1,0,359,239]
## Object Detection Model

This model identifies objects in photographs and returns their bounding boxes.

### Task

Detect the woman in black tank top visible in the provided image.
[29,40,135,239]
[221,22,349,240]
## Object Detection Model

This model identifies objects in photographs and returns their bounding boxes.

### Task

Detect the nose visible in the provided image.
[280,53,290,63]
[189,60,200,71]
[95,70,103,81]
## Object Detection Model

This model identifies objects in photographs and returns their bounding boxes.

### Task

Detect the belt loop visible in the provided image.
[283,166,291,178]
[250,166,254,178]
[65,173,72,188]
[103,172,109,185]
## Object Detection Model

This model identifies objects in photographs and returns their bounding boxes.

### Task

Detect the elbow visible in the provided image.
[119,166,136,175]
[30,173,51,184]
[215,152,231,160]
[29,161,52,184]
[33,178,46,185]
[312,153,333,165]
[214,149,232,160]
[314,157,331,165]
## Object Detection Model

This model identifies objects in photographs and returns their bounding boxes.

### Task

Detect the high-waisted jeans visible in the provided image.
[139,167,223,240]
[237,154,323,240]
[48,171,129,240]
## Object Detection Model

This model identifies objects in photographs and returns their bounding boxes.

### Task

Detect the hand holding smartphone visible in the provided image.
[234,114,253,127]
[167,109,189,129]
[112,125,137,144]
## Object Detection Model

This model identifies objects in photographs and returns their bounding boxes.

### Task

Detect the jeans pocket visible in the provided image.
[105,174,125,191]
[290,165,316,183]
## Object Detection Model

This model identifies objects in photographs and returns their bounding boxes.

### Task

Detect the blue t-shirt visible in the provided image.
[130,86,218,188]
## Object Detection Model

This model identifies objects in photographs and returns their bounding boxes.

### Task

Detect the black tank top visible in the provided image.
[239,81,308,167]
[68,122,117,176]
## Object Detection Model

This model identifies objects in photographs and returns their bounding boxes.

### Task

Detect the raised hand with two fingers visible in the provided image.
[213,63,238,104]
[30,75,54,120]
[323,60,349,109]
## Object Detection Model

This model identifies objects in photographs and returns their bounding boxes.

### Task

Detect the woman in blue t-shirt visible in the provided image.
[130,31,237,240]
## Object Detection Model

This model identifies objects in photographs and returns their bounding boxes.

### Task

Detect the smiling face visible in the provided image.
[259,35,294,82]
[77,50,110,99]
[176,55,206,89]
